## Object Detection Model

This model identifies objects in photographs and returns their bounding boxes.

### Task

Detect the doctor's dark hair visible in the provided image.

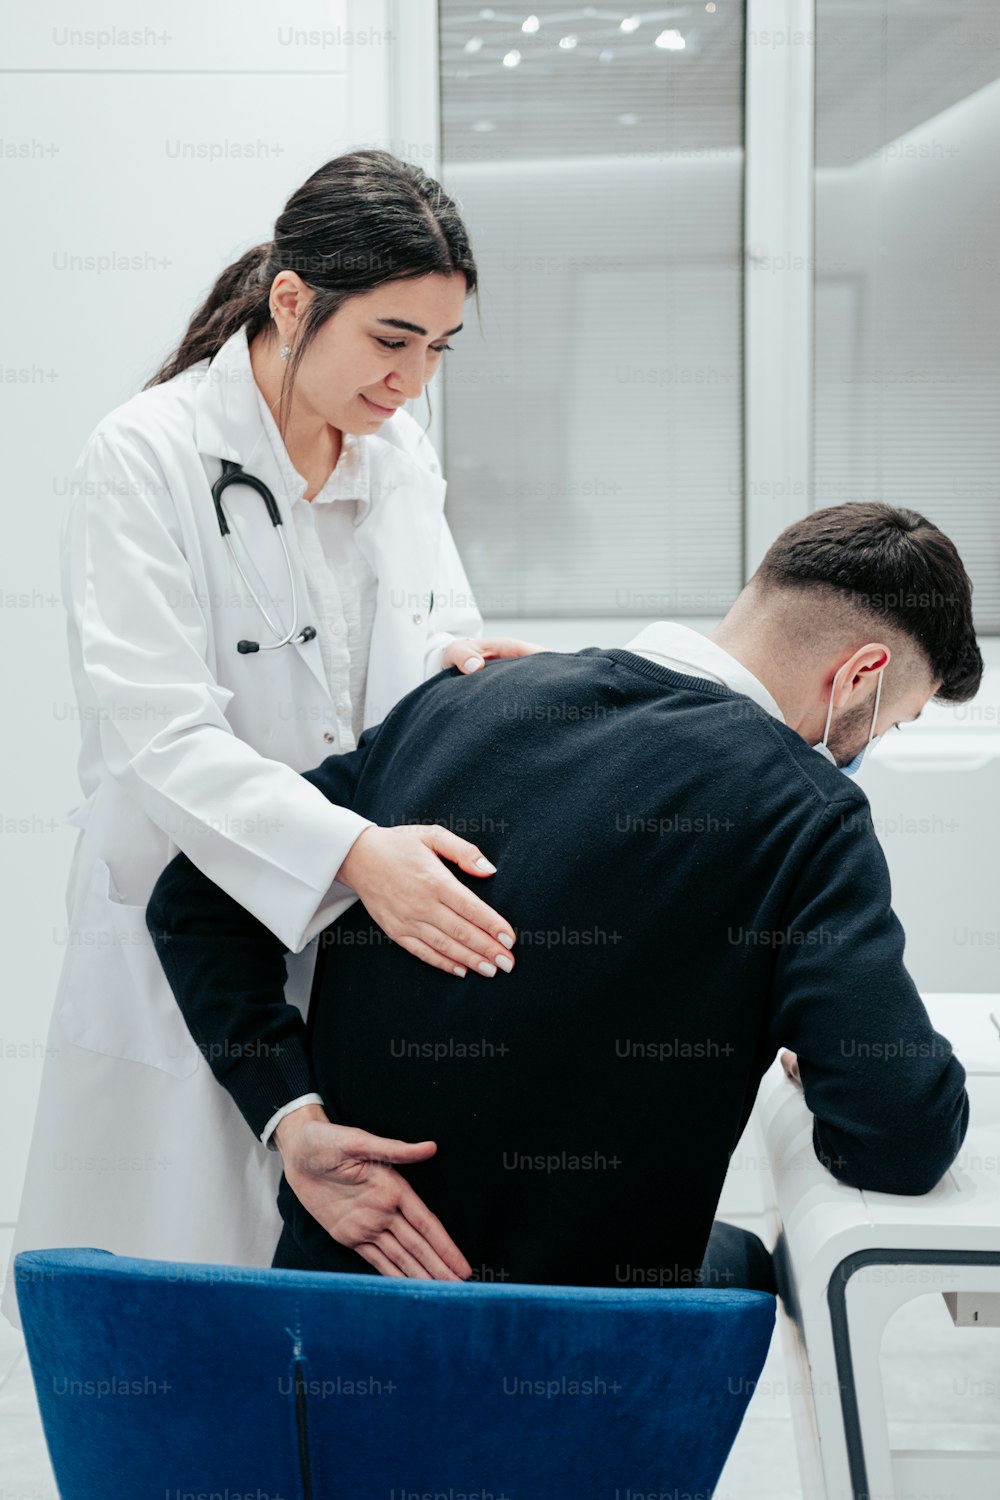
[143,149,477,432]
[750,502,983,704]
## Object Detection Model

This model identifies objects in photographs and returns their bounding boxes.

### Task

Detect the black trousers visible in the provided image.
[272,1213,777,1296]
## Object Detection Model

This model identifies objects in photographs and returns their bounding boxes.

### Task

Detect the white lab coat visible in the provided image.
[2,325,482,1330]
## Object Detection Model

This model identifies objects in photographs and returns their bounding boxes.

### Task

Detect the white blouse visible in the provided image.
[253,386,381,1145]
[254,384,379,750]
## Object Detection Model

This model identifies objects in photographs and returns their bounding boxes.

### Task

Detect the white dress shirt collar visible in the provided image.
[623,621,786,725]
[252,384,371,525]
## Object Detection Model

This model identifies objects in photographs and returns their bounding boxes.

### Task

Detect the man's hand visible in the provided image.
[780,1049,803,1089]
[442,636,546,673]
[274,1105,472,1281]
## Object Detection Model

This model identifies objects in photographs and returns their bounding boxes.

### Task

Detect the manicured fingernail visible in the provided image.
[495,954,513,973]
[464,657,484,671]
[475,856,496,872]
[497,932,514,949]
[477,961,497,977]
[453,965,467,977]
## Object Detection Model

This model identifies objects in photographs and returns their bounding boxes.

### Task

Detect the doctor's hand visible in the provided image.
[780,1049,803,1090]
[274,1107,471,1281]
[442,636,547,673]
[336,823,517,979]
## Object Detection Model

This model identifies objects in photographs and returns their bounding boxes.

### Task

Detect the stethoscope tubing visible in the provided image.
[211,459,314,652]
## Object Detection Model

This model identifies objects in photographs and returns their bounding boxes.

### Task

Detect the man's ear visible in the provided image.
[844,644,890,700]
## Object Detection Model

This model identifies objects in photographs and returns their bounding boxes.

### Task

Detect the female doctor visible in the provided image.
[4,150,541,1327]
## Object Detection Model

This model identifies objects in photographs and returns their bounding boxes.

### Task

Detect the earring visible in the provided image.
[270,305,292,359]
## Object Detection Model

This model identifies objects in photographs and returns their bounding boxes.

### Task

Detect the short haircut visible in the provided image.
[751,503,983,704]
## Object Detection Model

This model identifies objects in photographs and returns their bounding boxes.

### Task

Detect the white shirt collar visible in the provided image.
[252,382,371,523]
[623,621,786,724]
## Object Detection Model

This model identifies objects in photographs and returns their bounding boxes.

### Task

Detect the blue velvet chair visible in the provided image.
[15,1248,775,1499]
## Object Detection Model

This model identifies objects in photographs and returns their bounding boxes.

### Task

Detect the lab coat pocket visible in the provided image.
[57,857,201,1079]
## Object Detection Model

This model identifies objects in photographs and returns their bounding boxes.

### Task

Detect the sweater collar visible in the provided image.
[623,621,786,725]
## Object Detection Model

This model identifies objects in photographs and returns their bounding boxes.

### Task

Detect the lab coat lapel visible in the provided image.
[355,432,444,726]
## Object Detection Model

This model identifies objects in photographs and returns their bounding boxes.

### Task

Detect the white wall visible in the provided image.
[0,0,406,1228]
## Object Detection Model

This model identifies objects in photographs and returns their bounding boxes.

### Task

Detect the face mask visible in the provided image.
[812,658,885,777]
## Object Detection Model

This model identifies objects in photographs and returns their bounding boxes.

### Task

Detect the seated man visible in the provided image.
[146,502,980,1291]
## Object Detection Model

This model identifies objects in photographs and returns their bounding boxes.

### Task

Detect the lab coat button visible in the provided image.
[323,731,335,743]
[412,613,422,624]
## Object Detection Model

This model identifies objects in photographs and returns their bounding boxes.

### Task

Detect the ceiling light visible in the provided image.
[620,15,641,32]
[599,47,615,61]
[655,28,686,49]
[559,34,578,48]
[522,14,540,32]
[503,49,522,66]
[464,36,483,52]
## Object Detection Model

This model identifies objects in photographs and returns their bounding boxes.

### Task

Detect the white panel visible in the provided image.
[3,73,350,455]
[893,1452,1000,1500]
[1,0,354,71]
[743,0,815,574]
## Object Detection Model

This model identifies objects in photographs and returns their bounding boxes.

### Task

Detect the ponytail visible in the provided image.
[144,242,274,388]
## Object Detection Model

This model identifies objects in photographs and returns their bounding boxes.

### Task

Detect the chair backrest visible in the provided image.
[16,1248,775,1500]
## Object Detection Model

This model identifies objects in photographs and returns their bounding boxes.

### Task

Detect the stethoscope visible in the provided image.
[211,459,317,655]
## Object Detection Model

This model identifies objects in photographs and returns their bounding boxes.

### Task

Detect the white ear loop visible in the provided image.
[819,660,850,749]
[821,657,881,762]
[859,664,885,762]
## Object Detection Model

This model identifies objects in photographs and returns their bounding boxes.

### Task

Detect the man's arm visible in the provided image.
[145,731,379,1139]
[767,797,969,1196]
[146,851,313,1137]
[145,720,473,1279]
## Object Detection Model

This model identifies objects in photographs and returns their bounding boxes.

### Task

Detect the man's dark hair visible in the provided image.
[751,502,983,704]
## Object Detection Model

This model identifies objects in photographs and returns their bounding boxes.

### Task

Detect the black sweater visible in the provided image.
[146,648,969,1285]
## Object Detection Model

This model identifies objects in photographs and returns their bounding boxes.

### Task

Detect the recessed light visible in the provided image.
[559,34,578,49]
[655,29,686,50]
[522,14,540,33]
[503,49,522,66]
[464,36,483,53]
[620,15,641,32]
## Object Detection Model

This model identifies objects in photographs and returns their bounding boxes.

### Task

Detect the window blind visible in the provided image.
[438,1,746,618]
